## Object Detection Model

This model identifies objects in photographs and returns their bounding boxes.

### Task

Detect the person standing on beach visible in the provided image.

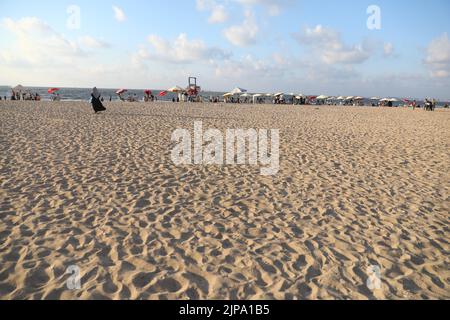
[90,87,106,114]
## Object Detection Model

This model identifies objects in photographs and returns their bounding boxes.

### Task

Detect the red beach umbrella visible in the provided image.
[48,88,60,94]
[144,90,152,95]
[116,89,127,95]
[159,91,167,97]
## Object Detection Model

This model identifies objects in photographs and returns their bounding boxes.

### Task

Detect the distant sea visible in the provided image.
[0,86,226,102]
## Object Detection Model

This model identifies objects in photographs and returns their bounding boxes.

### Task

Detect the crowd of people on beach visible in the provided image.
[6,91,42,101]
[2,86,448,112]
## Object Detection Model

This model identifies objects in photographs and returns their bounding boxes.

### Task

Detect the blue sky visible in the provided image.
[1,0,449,99]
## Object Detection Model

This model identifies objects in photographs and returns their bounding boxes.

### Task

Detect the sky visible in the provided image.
[0,0,449,99]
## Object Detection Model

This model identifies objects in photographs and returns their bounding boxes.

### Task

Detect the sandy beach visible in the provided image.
[0,101,448,300]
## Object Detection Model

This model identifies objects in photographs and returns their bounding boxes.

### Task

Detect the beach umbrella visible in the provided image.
[296,94,305,98]
[355,96,364,100]
[144,89,152,95]
[223,92,233,97]
[159,91,167,97]
[253,94,263,97]
[48,88,60,94]
[241,93,251,97]
[265,93,273,97]
[230,87,247,95]
[316,95,328,100]
[116,89,127,95]
[274,92,284,97]
[389,98,399,102]
[370,97,380,100]
[336,96,345,100]
[379,98,388,102]
[13,84,25,92]
[168,86,184,93]
[345,96,354,100]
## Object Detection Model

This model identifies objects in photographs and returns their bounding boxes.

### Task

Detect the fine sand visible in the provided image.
[0,101,449,300]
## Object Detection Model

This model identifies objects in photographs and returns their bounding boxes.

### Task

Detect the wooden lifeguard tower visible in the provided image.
[186,77,201,101]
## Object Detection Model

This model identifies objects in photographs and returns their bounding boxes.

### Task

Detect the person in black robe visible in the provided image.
[91,87,106,113]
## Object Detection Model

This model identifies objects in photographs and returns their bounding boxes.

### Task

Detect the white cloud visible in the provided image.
[0,17,122,88]
[0,17,85,67]
[112,5,126,22]
[235,0,292,16]
[139,33,230,64]
[196,0,229,24]
[383,42,394,57]
[79,36,110,49]
[223,10,258,46]
[293,25,371,65]
[209,5,228,23]
[424,33,450,78]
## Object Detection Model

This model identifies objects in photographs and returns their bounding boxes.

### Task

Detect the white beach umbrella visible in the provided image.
[355,96,364,100]
[345,96,355,100]
[231,87,247,95]
[296,93,305,97]
[336,96,345,100]
[13,84,25,92]
[389,98,399,102]
[241,93,251,97]
[316,95,328,100]
[253,94,263,97]
[265,93,273,97]
[379,98,388,102]
[370,97,380,100]
[274,92,284,97]
[168,86,184,93]
[223,92,233,97]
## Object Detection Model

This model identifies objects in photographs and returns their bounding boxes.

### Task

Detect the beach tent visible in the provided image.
[230,87,247,95]
[252,94,263,104]
[48,88,60,94]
